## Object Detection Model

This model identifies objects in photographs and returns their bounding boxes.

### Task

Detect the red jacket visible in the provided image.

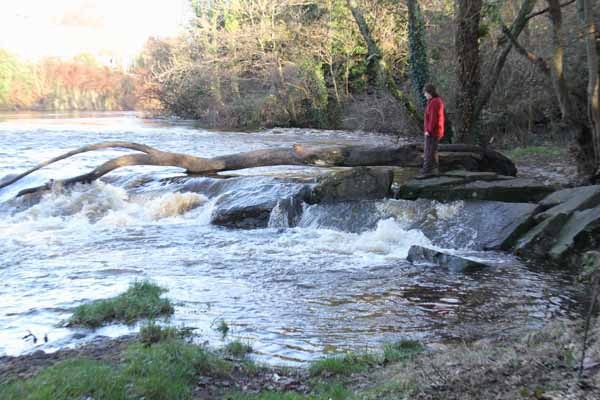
[424,97,445,139]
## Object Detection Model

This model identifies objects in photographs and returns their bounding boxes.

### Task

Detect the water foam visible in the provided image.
[433,201,464,220]
[330,218,432,259]
[277,217,432,263]
[146,192,207,220]
[2,182,208,234]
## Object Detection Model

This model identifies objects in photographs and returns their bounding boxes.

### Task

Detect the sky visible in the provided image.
[0,0,191,65]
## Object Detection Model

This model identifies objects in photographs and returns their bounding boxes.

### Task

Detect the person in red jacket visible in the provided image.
[421,83,445,176]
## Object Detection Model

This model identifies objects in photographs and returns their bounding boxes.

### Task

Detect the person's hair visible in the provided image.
[424,83,439,97]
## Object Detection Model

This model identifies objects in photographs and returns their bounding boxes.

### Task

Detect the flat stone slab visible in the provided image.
[535,185,600,222]
[515,212,571,258]
[397,175,557,203]
[539,185,600,208]
[455,179,557,203]
[443,170,513,182]
[549,206,600,262]
[477,202,540,250]
[397,176,466,199]
[407,245,490,272]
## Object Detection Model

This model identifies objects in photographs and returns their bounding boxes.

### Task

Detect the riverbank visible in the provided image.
[1,318,599,399]
[507,145,579,187]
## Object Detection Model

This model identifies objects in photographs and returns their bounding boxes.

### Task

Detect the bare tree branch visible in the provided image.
[525,0,576,22]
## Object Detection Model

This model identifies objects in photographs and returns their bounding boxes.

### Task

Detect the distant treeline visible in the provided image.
[0,50,137,111]
[135,0,591,140]
[135,0,418,133]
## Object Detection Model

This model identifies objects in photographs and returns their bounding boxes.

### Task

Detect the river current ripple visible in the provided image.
[0,112,581,365]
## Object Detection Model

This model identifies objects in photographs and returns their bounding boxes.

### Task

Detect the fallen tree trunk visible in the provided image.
[0,141,516,197]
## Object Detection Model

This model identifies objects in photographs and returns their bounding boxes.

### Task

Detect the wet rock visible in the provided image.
[266,197,304,228]
[450,179,557,203]
[407,245,490,272]
[397,175,556,203]
[212,193,306,229]
[409,200,539,251]
[396,176,466,200]
[437,152,481,172]
[549,206,600,262]
[298,201,381,232]
[208,177,310,229]
[472,202,540,251]
[514,213,571,258]
[535,185,600,222]
[538,185,600,209]
[442,170,513,182]
[211,200,274,228]
[308,166,393,204]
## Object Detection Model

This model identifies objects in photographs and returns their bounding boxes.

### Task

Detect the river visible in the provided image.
[0,112,581,365]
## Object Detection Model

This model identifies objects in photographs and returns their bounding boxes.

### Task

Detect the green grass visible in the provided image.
[124,339,230,399]
[239,359,260,375]
[309,352,379,377]
[226,393,310,400]
[507,146,563,159]
[68,281,174,328]
[224,340,253,358]
[226,383,351,400]
[216,319,230,338]
[382,340,425,364]
[139,320,179,345]
[0,358,128,400]
[0,338,231,400]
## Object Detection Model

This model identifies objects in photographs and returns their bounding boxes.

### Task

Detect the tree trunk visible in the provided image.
[407,0,430,110]
[475,0,538,127]
[581,0,600,180]
[0,142,517,197]
[345,0,386,92]
[547,0,571,120]
[454,0,483,144]
[505,0,596,181]
[345,0,421,123]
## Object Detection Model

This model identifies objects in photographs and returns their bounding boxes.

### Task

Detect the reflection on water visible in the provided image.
[0,112,583,365]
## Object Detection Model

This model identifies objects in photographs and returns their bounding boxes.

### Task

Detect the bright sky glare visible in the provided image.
[0,0,190,65]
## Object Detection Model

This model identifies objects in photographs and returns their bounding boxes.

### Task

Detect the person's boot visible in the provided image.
[415,170,434,179]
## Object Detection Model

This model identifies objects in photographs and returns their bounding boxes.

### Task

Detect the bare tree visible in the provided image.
[345,0,387,91]
[546,0,572,120]
[581,0,600,180]
[453,0,537,145]
[345,0,420,121]
[502,0,598,181]
[454,0,483,144]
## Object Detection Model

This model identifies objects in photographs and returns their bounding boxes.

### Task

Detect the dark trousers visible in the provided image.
[422,134,439,174]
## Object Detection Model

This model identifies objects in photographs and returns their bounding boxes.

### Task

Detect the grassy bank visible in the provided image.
[506,146,564,159]
[3,282,599,399]
[67,281,174,328]
[2,319,599,399]
[0,336,230,400]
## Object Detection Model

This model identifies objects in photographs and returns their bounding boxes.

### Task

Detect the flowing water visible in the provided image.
[0,112,582,365]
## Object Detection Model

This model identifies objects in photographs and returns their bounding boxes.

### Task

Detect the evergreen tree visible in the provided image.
[407,0,430,109]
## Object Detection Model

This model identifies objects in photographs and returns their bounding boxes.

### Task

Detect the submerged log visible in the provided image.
[0,141,516,197]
